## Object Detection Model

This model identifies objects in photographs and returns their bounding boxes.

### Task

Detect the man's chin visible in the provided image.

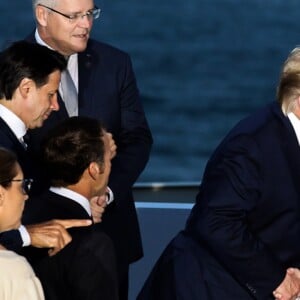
[72,41,88,53]
[30,120,44,129]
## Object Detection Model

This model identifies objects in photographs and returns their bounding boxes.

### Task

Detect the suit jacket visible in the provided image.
[0,117,48,251]
[25,32,153,267]
[23,190,118,300]
[0,117,46,195]
[139,102,300,300]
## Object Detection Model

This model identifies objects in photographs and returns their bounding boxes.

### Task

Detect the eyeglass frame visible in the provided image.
[0,178,33,195]
[37,4,101,22]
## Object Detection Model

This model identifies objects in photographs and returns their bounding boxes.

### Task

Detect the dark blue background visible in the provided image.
[1,0,299,182]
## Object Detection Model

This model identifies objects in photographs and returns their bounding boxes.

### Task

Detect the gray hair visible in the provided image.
[277,47,300,115]
[32,0,57,11]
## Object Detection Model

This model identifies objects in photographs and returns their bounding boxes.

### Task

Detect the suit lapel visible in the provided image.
[78,47,98,114]
[0,118,27,154]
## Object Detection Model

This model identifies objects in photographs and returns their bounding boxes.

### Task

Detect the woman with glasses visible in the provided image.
[0,147,44,300]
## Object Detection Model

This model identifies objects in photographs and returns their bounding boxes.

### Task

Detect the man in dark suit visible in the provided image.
[0,41,92,256]
[138,48,300,300]
[28,1,153,298]
[24,116,118,300]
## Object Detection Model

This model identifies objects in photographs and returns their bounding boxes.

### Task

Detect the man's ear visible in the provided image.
[0,186,5,207]
[18,78,34,99]
[88,162,100,180]
[35,5,49,26]
[296,96,300,108]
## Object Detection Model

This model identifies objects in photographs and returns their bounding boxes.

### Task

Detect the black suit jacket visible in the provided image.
[0,117,49,251]
[0,117,46,195]
[26,32,153,268]
[23,190,118,300]
[139,102,300,299]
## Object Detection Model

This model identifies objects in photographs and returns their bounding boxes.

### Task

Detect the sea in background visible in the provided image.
[1,0,300,183]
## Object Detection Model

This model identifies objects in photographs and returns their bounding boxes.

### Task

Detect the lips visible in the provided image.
[43,112,51,120]
[73,30,89,39]
[76,34,88,38]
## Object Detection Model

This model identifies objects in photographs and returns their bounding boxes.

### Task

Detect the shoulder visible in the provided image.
[0,251,34,277]
[83,39,131,62]
[207,103,281,167]
[224,102,281,142]
[0,123,18,152]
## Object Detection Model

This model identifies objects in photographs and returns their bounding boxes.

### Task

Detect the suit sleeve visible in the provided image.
[109,54,152,201]
[0,229,23,252]
[186,135,285,299]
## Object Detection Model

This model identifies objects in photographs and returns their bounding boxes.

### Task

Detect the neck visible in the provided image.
[0,99,18,115]
[292,106,300,119]
[66,182,93,201]
[37,27,73,56]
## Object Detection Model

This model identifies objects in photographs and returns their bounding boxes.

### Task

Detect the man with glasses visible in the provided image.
[27,1,153,299]
[0,41,92,259]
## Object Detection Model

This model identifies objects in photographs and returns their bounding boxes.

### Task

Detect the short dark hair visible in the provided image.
[42,116,105,187]
[0,147,18,189]
[0,40,66,99]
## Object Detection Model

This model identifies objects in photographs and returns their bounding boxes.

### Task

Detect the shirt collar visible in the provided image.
[35,29,49,49]
[0,104,26,140]
[35,29,77,67]
[35,29,78,89]
[287,112,300,145]
[49,186,92,217]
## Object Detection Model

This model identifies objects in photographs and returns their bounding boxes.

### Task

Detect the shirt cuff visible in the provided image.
[106,187,114,205]
[19,225,31,247]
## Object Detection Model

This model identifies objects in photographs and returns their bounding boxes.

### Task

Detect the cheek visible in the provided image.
[39,97,51,110]
[16,198,25,215]
[8,198,23,218]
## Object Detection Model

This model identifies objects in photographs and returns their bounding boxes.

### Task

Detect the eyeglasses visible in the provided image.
[0,178,33,195]
[38,4,101,23]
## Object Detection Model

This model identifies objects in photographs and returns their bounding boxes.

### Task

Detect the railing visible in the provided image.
[133,181,199,204]
[130,181,199,298]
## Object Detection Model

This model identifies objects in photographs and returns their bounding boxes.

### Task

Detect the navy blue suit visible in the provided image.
[138,102,300,299]
[25,32,153,298]
[23,190,118,300]
[0,117,46,196]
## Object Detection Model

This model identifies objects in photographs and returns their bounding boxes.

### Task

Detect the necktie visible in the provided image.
[61,68,78,117]
[21,132,30,149]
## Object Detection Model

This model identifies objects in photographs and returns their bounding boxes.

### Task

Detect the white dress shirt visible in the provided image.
[35,29,79,93]
[288,112,300,145]
[0,104,27,145]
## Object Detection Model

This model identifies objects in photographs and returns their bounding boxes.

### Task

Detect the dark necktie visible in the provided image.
[21,132,30,149]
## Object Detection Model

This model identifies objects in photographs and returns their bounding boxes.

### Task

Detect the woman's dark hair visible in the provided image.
[0,147,18,189]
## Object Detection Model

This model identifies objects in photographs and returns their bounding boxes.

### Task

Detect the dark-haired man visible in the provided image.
[0,41,92,257]
[24,116,118,300]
